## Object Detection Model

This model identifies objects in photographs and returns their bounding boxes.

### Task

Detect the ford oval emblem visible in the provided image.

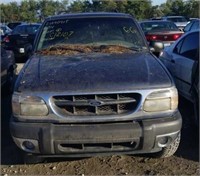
[88,100,102,107]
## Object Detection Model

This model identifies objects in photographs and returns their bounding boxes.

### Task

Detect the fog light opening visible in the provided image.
[22,141,35,151]
[158,136,169,147]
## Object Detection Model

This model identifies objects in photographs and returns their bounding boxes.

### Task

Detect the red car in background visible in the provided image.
[139,20,184,56]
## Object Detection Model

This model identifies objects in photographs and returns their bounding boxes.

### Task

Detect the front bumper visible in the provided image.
[12,47,27,58]
[4,45,28,59]
[10,111,182,157]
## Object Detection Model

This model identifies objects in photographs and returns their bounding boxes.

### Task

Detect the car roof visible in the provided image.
[163,16,185,18]
[16,23,41,27]
[187,29,200,33]
[0,24,9,27]
[190,19,200,22]
[181,29,199,40]
[177,29,199,39]
[8,21,24,24]
[139,20,173,23]
[46,12,133,21]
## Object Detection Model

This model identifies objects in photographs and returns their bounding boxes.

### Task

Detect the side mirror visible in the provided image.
[149,41,164,53]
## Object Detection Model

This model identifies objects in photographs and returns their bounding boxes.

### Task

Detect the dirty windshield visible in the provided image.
[36,17,147,55]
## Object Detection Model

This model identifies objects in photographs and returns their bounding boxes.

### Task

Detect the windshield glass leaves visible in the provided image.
[36,44,142,56]
[36,17,146,55]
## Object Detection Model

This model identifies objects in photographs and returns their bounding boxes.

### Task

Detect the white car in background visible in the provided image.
[0,24,12,40]
[161,16,189,30]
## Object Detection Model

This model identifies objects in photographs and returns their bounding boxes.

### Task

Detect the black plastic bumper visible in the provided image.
[4,45,29,59]
[10,111,182,157]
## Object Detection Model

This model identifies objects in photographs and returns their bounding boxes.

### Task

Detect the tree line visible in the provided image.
[0,0,199,23]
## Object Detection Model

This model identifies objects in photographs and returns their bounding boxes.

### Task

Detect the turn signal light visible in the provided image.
[146,35,158,41]
[173,34,181,40]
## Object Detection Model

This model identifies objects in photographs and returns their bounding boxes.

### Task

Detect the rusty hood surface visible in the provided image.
[16,52,172,93]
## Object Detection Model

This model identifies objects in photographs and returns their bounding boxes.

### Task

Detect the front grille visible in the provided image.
[57,141,139,153]
[52,93,141,116]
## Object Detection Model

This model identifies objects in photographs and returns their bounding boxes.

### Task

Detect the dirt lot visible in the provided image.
[1,63,199,175]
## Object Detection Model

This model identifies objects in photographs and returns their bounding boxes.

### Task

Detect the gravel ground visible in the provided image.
[1,63,199,175]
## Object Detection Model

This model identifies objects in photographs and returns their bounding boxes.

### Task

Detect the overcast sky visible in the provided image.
[152,0,166,6]
[2,0,167,6]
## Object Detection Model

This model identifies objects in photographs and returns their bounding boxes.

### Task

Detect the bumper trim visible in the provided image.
[10,111,182,155]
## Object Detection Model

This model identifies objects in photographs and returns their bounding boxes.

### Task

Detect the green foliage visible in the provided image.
[0,0,199,23]
[68,0,85,12]
[1,2,20,23]
[20,0,37,22]
[124,0,152,19]
[184,0,200,18]
[0,0,69,23]
[159,0,199,18]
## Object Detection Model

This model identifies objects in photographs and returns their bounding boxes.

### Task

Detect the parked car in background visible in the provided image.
[150,17,162,20]
[1,45,16,92]
[183,19,200,32]
[159,30,199,126]
[7,22,24,30]
[161,16,189,30]
[0,24,12,41]
[10,12,182,163]
[2,23,41,62]
[189,18,199,21]
[139,20,183,56]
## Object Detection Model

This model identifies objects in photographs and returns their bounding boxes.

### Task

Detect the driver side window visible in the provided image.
[173,39,183,54]
[183,22,192,32]
[173,32,199,61]
[191,21,199,30]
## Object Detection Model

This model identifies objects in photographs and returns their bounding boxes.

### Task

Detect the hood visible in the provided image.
[17,52,172,93]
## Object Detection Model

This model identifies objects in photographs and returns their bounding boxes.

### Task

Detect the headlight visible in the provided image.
[143,87,178,112]
[12,93,49,116]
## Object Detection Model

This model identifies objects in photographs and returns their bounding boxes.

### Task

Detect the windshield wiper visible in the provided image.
[129,46,148,52]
